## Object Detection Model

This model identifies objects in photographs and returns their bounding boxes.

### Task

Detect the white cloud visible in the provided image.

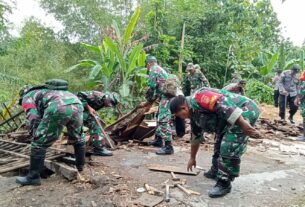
[271,0,305,46]
[5,0,63,36]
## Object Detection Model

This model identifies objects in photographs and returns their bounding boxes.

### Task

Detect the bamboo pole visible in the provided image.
[178,22,186,75]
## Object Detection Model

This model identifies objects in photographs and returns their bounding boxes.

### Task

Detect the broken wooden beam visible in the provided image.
[147,164,200,176]
[44,161,78,181]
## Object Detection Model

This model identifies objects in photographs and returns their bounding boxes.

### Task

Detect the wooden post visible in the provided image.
[178,22,186,75]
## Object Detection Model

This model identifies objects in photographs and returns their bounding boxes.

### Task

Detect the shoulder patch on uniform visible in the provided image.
[195,91,223,112]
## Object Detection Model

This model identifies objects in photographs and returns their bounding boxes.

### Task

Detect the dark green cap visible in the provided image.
[291,64,301,72]
[146,55,157,63]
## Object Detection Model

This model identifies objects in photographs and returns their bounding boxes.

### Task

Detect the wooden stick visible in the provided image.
[171,171,180,181]
[93,115,115,149]
[176,184,191,196]
[165,184,170,202]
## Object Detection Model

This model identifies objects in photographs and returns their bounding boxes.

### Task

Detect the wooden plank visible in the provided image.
[44,161,78,181]
[147,164,200,176]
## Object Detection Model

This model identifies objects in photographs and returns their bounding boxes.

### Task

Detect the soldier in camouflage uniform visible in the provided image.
[164,68,186,138]
[170,88,260,198]
[77,91,119,156]
[278,64,300,123]
[16,79,85,186]
[294,70,305,141]
[140,56,174,155]
[183,63,210,95]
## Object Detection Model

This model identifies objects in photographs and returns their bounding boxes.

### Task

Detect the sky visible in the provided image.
[4,0,305,47]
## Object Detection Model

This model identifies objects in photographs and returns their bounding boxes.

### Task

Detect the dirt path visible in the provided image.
[1,104,305,207]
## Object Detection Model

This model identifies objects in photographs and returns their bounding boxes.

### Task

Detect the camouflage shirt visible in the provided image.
[297,81,305,100]
[184,70,210,95]
[77,91,107,111]
[21,89,82,127]
[187,87,254,145]
[278,70,299,96]
[146,64,169,103]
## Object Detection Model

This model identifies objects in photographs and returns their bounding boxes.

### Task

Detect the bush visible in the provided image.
[246,79,273,104]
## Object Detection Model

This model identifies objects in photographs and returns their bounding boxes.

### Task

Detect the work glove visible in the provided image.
[236,116,261,139]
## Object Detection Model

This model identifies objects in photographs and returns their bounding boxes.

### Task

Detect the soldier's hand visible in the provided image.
[187,158,196,172]
[282,90,288,96]
[88,106,96,116]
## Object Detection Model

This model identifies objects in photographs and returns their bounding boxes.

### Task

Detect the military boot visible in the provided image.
[208,179,232,198]
[289,116,295,124]
[74,142,86,172]
[156,141,174,155]
[93,146,113,156]
[204,167,218,180]
[148,136,163,148]
[16,148,46,186]
[297,121,305,141]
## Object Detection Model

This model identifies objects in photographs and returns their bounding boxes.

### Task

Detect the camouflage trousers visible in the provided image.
[218,100,260,181]
[32,104,85,150]
[300,101,305,118]
[156,97,173,142]
[83,111,106,148]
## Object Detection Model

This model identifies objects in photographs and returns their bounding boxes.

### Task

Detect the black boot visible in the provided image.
[297,120,305,141]
[289,116,295,124]
[208,179,232,198]
[204,167,218,180]
[16,147,46,186]
[93,146,113,156]
[148,136,163,148]
[156,141,174,155]
[74,142,85,172]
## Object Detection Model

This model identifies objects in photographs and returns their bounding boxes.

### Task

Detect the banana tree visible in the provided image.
[65,7,147,98]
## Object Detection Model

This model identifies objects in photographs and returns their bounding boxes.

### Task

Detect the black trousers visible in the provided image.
[211,133,224,170]
[273,90,279,107]
[279,94,298,119]
[174,117,186,137]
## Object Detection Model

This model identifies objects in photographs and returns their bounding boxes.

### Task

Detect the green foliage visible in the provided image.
[66,8,147,103]
[246,79,274,104]
[39,0,134,43]
[0,18,87,101]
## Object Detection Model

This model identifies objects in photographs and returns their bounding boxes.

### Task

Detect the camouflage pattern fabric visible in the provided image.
[298,81,305,117]
[145,65,169,103]
[188,87,260,181]
[77,91,106,110]
[184,70,210,95]
[21,89,85,149]
[156,97,173,142]
[83,111,106,147]
[77,91,109,148]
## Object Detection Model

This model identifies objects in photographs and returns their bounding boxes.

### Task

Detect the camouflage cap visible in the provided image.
[291,64,301,72]
[146,55,157,63]
[194,64,201,70]
[45,79,69,90]
[186,63,194,71]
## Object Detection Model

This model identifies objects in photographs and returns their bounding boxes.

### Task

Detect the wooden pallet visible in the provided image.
[0,139,66,174]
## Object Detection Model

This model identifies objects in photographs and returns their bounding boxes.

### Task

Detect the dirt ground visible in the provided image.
[1,105,305,207]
